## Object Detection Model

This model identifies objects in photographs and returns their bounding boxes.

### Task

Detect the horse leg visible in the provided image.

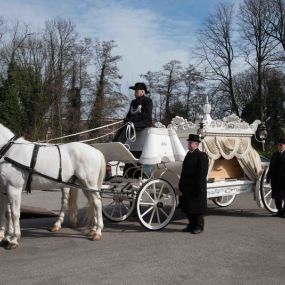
[3,203,14,246]
[87,191,103,241]
[80,189,98,238]
[49,188,70,232]
[0,193,7,243]
[5,186,21,249]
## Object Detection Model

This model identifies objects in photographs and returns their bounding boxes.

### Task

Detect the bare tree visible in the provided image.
[197,2,238,115]
[0,16,5,42]
[266,0,285,53]
[238,0,278,122]
[43,18,77,137]
[0,21,31,65]
[66,38,92,138]
[181,64,205,120]
[156,60,182,125]
[89,40,125,128]
[233,69,258,110]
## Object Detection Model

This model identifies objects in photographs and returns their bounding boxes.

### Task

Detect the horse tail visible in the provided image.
[98,153,106,189]
[83,151,106,226]
[68,187,79,227]
[83,200,94,227]
[68,187,78,209]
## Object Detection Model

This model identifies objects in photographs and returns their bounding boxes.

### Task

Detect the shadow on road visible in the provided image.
[17,204,273,240]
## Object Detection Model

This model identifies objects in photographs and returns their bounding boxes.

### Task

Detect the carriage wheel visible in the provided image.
[211,195,236,207]
[102,176,136,222]
[260,167,277,213]
[136,178,177,231]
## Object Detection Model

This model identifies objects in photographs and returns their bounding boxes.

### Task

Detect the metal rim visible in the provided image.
[211,195,236,207]
[260,167,277,213]
[102,176,136,222]
[136,178,177,230]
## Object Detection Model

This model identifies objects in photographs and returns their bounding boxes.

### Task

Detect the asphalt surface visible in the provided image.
[1,190,285,285]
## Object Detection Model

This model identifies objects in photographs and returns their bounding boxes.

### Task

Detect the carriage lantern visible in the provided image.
[256,122,267,151]
[197,121,206,139]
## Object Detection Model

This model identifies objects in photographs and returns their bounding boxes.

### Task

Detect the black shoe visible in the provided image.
[273,211,283,217]
[181,225,192,232]
[190,228,204,234]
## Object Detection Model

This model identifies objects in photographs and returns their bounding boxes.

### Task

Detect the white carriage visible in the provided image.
[93,127,183,230]
[93,99,274,231]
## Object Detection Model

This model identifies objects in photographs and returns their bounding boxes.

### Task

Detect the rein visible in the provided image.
[126,122,136,142]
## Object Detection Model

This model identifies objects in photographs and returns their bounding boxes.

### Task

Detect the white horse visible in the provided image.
[0,123,106,249]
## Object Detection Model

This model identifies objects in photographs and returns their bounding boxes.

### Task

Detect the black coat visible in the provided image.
[179,149,209,214]
[266,151,285,199]
[126,96,153,130]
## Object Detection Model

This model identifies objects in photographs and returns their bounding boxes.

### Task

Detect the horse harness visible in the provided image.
[0,137,101,194]
[0,137,64,193]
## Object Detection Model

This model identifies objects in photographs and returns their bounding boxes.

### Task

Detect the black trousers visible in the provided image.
[187,213,204,230]
[275,198,284,213]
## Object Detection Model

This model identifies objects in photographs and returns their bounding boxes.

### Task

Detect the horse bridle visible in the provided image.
[0,135,18,159]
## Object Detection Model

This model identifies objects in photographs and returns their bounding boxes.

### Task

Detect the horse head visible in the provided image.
[0,123,16,145]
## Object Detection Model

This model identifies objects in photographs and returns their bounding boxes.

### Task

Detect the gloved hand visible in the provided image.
[123,118,130,124]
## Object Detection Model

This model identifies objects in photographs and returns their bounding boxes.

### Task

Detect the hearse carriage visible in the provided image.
[93,97,274,231]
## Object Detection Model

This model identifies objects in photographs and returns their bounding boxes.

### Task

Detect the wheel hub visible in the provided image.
[113,194,124,202]
[156,201,163,208]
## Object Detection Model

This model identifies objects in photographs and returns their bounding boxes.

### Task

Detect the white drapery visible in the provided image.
[201,136,262,181]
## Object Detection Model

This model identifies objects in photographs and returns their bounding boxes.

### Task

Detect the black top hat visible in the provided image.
[129,82,150,94]
[277,138,285,144]
[187,134,201,143]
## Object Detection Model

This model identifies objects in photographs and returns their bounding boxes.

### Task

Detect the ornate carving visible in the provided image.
[250,120,261,132]
[154,122,166,128]
[207,183,253,198]
[158,95,259,136]
[167,116,196,130]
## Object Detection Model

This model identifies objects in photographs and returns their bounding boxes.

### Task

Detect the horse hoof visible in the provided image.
[87,229,96,237]
[89,234,101,241]
[49,225,61,232]
[0,239,9,247]
[5,243,18,250]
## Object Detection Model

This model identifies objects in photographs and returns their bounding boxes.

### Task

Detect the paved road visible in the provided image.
[1,190,285,285]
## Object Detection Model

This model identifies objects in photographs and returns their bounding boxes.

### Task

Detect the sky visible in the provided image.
[0,0,237,95]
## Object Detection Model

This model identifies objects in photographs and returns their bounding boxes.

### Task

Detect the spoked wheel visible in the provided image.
[102,176,136,222]
[260,167,277,213]
[211,195,236,207]
[136,178,177,230]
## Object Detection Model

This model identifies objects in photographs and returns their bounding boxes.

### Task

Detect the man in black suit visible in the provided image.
[113,82,153,146]
[179,134,209,234]
[266,138,285,217]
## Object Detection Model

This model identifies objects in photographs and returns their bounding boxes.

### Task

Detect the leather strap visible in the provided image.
[25,144,40,193]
